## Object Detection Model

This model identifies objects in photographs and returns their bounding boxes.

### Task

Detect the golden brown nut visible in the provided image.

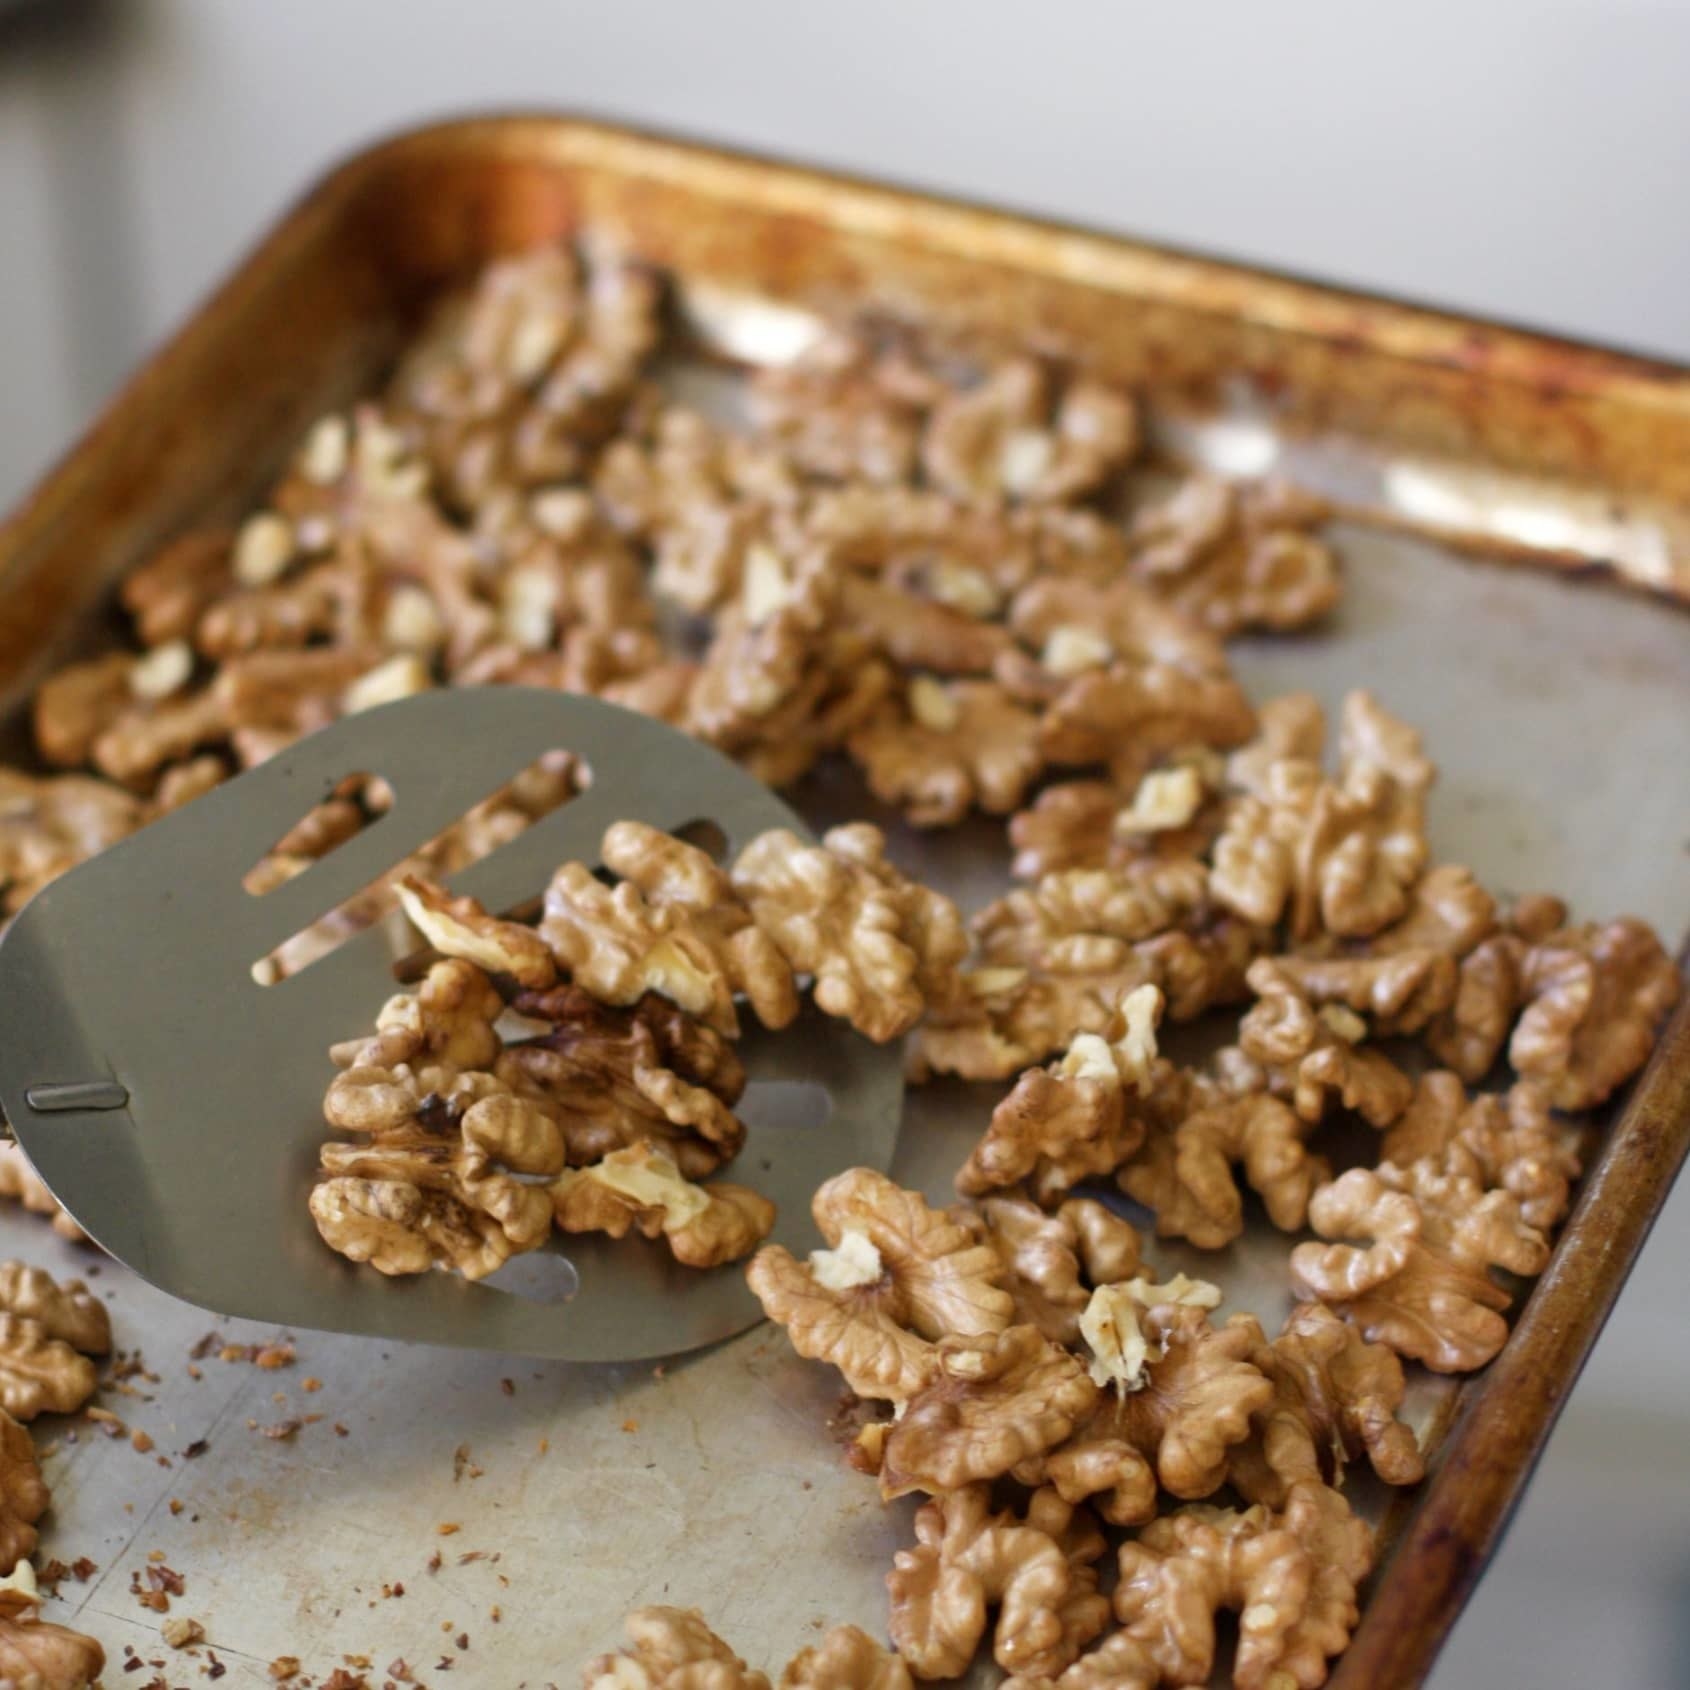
[746,1169,1011,1403]
[840,573,1012,678]
[0,1605,105,1690]
[552,1143,774,1268]
[848,678,1043,828]
[923,359,1138,506]
[0,1410,48,1574]
[1248,949,1457,1039]
[1273,1479,1376,1688]
[32,654,139,768]
[0,1148,85,1245]
[1126,473,1342,636]
[0,1265,109,1358]
[732,824,967,1042]
[1385,1072,1584,1231]
[888,1484,1111,1681]
[1000,1632,1159,1690]
[779,1625,912,1690]
[1226,690,1327,799]
[879,1325,1099,1498]
[0,769,148,915]
[582,1605,771,1690]
[1007,761,1225,881]
[1118,1089,1328,1247]
[1290,1163,1549,1373]
[1228,1303,1423,1507]
[396,874,558,991]
[119,527,235,647]
[335,959,506,1073]
[975,861,1213,967]
[0,1314,100,1423]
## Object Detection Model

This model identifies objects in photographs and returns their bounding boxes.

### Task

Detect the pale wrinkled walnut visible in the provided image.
[0,1314,100,1422]
[1381,1071,1582,1231]
[1000,1632,1159,1690]
[0,769,147,914]
[887,1484,1110,1681]
[955,986,1164,1202]
[1226,691,1327,800]
[1365,862,1497,959]
[0,1147,85,1244]
[1228,1303,1423,1508]
[1210,691,1431,941]
[880,1325,1099,1498]
[1425,932,1525,1082]
[151,752,228,813]
[957,1197,1146,1344]
[749,330,943,485]
[552,1143,774,1268]
[1273,1479,1376,1689]
[396,875,557,990]
[809,486,1038,594]
[1118,1090,1328,1247]
[0,1607,105,1690]
[1290,1163,1549,1372]
[501,985,746,1177]
[0,1410,48,1574]
[582,1605,771,1690]
[923,359,1138,506]
[1126,473,1342,635]
[779,1625,913,1690]
[0,1265,109,1358]
[732,823,967,1042]
[1248,949,1457,1040]
[848,679,1043,827]
[746,1169,1011,1403]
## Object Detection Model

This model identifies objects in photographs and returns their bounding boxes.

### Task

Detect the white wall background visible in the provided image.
[1,3,1687,1683]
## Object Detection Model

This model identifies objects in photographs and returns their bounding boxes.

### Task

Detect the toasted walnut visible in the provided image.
[0,1411,47,1575]
[1228,1303,1423,1508]
[582,1606,770,1690]
[120,527,235,646]
[395,875,557,990]
[1381,1071,1582,1231]
[956,987,1164,1202]
[923,360,1138,506]
[1007,571,1234,683]
[1249,949,1457,1039]
[501,986,746,1177]
[779,1625,912,1690]
[337,959,506,1072]
[1272,1479,1376,1688]
[1009,775,1222,881]
[0,1148,84,1245]
[1425,932,1525,1082]
[840,571,1012,676]
[1126,473,1341,635]
[746,1169,1011,1403]
[0,769,147,914]
[1119,1089,1328,1247]
[732,824,966,1042]
[552,1143,773,1268]
[888,1484,1110,1681]
[0,1314,99,1423]
[0,1606,104,1690]
[880,1325,1099,1498]
[32,654,138,767]
[0,1265,109,1358]
[1290,1163,1549,1372]
[1226,691,1327,799]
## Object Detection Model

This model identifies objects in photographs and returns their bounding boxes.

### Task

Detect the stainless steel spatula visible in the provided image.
[0,690,905,1361]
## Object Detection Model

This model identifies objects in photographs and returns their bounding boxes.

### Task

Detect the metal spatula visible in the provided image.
[0,690,905,1362]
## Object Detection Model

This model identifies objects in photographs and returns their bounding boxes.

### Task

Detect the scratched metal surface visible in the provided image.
[5,289,1689,1684]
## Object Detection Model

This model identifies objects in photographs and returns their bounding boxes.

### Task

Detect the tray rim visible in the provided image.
[1,108,1686,1690]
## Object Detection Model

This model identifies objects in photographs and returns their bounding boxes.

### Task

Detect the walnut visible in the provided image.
[0,1147,84,1244]
[922,360,1138,505]
[887,1484,1110,1680]
[337,959,506,1072]
[552,1143,773,1268]
[32,654,137,767]
[746,1169,1011,1403]
[975,861,1212,965]
[0,1265,109,1358]
[502,986,746,1177]
[395,876,557,990]
[1290,1163,1549,1372]
[1118,1090,1328,1247]
[0,1606,104,1690]
[0,1411,47,1574]
[1425,932,1525,1082]
[779,1625,912,1690]
[1228,1303,1423,1508]
[582,1606,770,1690]
[732,824,966,1042]
[1226,690,1327,799]
[879,1324,1099,1498]
[120,527,235,646]
[1007,571,1234,683]
[0,769,147,914]
[955,986,1164,1203]
[1126,473,1341,635]
[847,678,1043,828]
[0,1314,100,1422]
[1381,1071,1582,1231]
[1000,1632,1159,1690]
[840,574,1011,678]
[1247,949,1457,1039]
[957,1197,1146,1343]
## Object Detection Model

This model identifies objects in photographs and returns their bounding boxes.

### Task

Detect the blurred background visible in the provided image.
[2,3,1687,1684]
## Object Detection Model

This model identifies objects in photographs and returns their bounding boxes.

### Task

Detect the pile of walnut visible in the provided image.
[312,818,961,1278]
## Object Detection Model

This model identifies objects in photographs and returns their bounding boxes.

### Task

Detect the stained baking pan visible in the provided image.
[0,115,1685,1689]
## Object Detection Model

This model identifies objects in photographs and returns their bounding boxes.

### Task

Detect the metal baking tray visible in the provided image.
[0,115,1686,1690]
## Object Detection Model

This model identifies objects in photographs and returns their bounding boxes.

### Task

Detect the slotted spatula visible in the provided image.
[0,689,905,1361]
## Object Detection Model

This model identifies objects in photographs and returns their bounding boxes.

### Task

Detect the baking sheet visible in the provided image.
[12,502,1685,1687]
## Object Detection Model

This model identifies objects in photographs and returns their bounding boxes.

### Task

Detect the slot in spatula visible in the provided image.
[0,689,905,1361]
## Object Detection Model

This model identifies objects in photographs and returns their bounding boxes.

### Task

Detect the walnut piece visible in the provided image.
[0,1314,99,1423]
[0,1410,47,1575]
[396,875,558,990]
[732,824,966,1042]
[0,1606,104,1690]
[0,1148,85,1245]
[779,1625,913,1690]
[0,1264,109,1358]
[582,1606,771,1690]
[0,769,146,915]
[888,1484,1110,1680]
[746,1169,1011,1403]
[552,1143,774,1268]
